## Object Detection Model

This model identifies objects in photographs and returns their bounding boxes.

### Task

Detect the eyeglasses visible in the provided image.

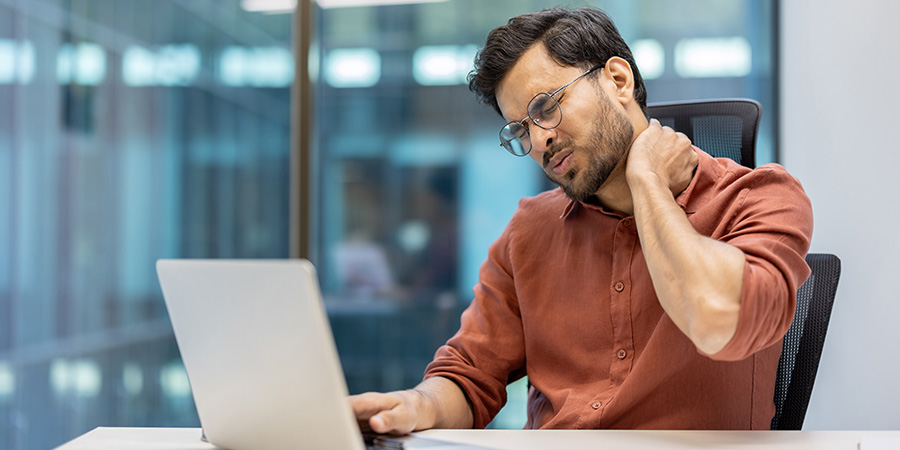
[499,64,603,157]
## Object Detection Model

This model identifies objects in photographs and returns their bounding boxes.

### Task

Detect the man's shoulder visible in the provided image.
[698,150,805,193]
[514,187,569,217]
[725,161,806,194]
[684,150,810,216]
[499,188,572,236]
[751,162,803,182]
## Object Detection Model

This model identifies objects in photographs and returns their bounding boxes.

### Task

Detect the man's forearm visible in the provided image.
[412,376,474,429]
[629,172,745,355]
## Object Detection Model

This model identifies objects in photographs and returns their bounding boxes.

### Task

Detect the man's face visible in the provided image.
[496,44,634,203]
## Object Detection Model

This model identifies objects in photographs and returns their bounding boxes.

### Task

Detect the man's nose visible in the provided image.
[529,125,557,156]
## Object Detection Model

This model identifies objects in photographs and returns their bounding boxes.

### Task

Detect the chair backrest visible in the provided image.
[646,98,761,168]
[771,253,842,430]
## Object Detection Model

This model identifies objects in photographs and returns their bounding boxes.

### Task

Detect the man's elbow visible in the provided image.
[687,295,740,355]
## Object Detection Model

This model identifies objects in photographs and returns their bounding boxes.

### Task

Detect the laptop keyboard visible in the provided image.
[363,432,489,449]
[363,433,407,449]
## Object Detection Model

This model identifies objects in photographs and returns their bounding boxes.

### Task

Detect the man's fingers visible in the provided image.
[350,392,398,417]
[370,409,415,435]
[370,414,394,434]
[350,392,416,435]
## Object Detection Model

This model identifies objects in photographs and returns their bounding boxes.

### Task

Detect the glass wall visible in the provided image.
[0,1,291,448]
[311,0,777,429]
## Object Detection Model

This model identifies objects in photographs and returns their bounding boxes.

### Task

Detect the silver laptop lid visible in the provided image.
[157,259,365,450]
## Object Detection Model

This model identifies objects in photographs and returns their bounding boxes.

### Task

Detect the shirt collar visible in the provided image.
[559,199,578,219]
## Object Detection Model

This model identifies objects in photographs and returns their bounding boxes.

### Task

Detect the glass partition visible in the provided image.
[0,1,291,448]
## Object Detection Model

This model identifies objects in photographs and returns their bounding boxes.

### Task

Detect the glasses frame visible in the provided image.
[499,64,603,157]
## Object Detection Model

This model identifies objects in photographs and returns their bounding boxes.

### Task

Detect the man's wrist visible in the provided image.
[408,387,436,430]
[626,168,669,196]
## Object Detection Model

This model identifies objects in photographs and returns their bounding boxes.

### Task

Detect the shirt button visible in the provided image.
[591,401,602,410]
[617,349,627,359]
[623,218,633,226]
[614,282,624,292]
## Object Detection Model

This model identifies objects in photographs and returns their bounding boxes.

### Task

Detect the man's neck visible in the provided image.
[577,155,633,216]
[592,174,634,216]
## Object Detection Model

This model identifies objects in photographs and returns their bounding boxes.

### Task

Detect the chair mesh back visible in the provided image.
[770,253,841,430]
[772,274,813,425]
[657,118,675,129]
[646,98,761,168]
[692,116,743,165]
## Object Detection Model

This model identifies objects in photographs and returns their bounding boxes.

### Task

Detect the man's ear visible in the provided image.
[604,56,635,105]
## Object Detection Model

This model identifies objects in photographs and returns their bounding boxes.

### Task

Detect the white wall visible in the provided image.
[781,0,900,430]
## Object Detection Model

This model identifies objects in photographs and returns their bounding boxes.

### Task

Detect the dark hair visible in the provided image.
[468,7,647,116]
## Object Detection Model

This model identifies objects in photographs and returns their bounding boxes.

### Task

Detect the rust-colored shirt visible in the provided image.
[424,149,813,430]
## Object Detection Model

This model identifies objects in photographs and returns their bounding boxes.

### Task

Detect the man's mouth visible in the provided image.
[547,149,574,176]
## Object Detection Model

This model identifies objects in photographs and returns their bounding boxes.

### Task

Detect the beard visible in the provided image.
[543,91,634,203]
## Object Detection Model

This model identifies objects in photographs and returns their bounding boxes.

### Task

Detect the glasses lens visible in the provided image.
[500,122,530,156]
[528,93,561,129]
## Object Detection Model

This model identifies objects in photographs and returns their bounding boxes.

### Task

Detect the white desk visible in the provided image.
[55,427,900,450]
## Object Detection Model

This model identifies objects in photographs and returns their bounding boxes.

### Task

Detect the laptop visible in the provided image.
[156,259,495,450]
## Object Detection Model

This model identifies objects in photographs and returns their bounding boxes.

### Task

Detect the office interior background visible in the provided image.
[0,0,896,448]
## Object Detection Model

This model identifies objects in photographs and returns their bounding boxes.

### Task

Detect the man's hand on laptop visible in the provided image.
[351,390,428,435]
[350,376,474,435]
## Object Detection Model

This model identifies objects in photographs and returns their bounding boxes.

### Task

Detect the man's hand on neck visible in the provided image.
[625,119,698,198]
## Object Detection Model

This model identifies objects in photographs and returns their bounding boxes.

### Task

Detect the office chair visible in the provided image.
[771,253,842,430]
[646,98,761,168]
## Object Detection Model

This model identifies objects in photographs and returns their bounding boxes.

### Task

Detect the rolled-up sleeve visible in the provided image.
[708,165,814,361]
[423,222,527,429]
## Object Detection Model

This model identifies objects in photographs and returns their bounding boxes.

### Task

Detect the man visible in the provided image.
[351,7,812,433]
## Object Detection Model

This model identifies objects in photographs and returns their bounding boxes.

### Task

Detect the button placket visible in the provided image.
[608,218,637,388]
